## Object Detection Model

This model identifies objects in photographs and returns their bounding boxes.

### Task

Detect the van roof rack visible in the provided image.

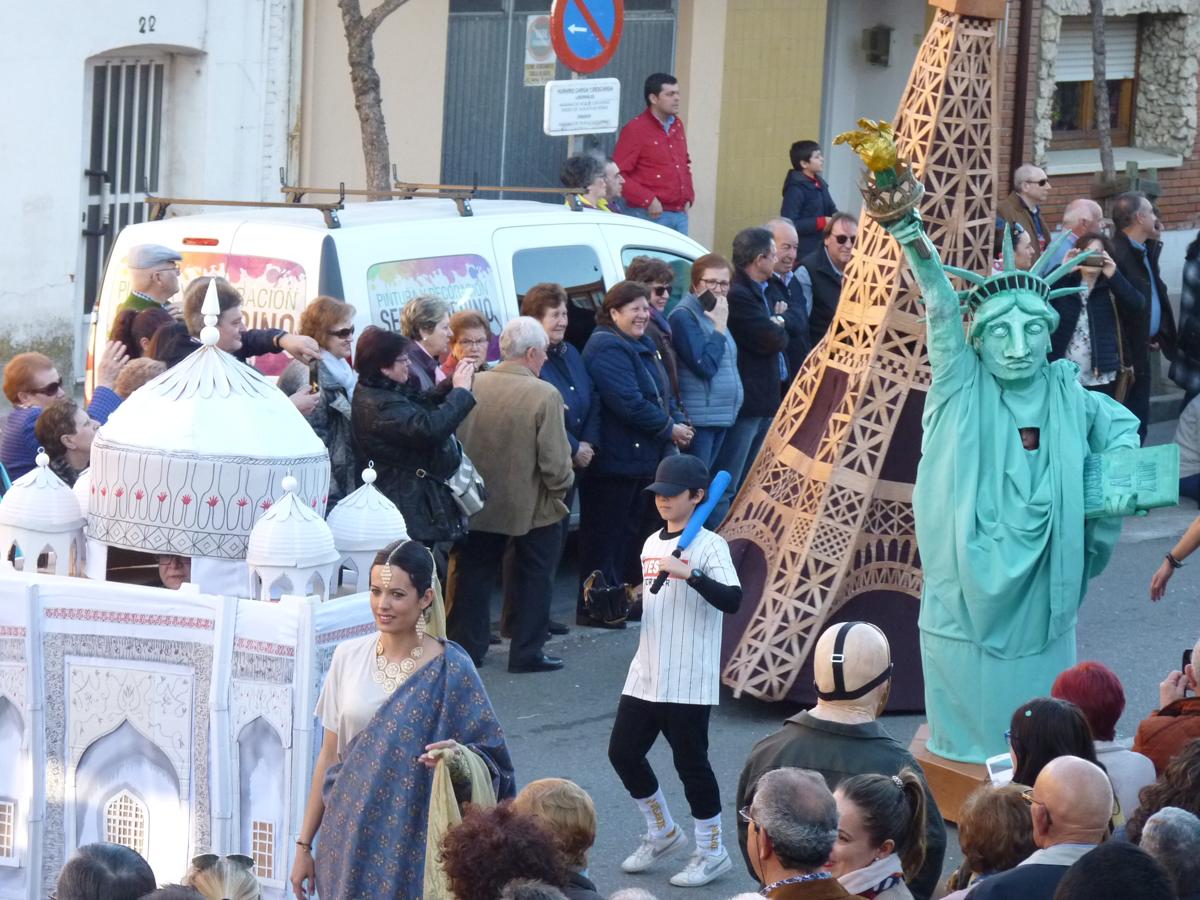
[281,168,584,218]
[147,191,345,229]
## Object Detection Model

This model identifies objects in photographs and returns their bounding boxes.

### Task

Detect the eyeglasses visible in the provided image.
[456,337,489,347]
[31,380,63,396]
[1020,788,1052,824]
[329,327,355,339]
[651,285,671,297]
[737,805,756,825]
[699,278,731,290]
[833,234,856,246]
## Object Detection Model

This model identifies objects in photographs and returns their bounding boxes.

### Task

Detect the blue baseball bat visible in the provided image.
[649,469,732,595]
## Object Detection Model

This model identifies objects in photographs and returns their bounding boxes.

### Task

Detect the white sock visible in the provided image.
[634,788,676,841]
[694,814,723,856]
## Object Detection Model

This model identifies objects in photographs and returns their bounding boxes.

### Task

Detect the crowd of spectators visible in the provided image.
[10,73,1200,899]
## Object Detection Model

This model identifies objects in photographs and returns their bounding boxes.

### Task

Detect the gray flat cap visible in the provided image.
[126,243,182,269]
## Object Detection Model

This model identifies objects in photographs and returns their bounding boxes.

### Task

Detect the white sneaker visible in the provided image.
[620,827,687,873]
[669,847,732,887]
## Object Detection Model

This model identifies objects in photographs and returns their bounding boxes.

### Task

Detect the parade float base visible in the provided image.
[909,723,989,824]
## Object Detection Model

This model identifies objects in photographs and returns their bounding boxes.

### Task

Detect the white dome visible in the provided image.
[73,468,91,519]
[87,339,331,560]
[327,466,409,552]
[0,453,86,533]
[247,476,340,569]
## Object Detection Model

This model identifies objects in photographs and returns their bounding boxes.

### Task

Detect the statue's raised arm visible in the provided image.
[881,213,965,366]
[834,119,964,366]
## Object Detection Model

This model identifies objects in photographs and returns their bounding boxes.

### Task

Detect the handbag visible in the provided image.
[1112,301,1136,403]
[581,570,630,627]
[444,439,487,517]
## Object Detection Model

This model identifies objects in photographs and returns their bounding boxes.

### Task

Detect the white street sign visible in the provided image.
[542,77,621,137]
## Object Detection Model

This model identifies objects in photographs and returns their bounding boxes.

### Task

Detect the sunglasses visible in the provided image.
[651,285,671,297]
[31,380,63,396]
[329,327,355,339]
[833,234,856,246]
[1028,178,1049,187]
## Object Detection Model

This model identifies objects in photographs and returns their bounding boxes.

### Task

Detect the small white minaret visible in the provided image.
[326,464,409,593]
[246,476,341,602]
[0,451,87,575]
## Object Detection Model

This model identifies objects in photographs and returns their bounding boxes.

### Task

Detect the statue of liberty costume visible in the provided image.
[839,120,1141,762]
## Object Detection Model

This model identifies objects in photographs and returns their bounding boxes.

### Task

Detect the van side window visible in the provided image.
[621,247,694,314]
[512,245,605,351]
[367,254,503,336]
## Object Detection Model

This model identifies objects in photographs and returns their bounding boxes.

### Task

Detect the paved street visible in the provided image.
[480,423,1200,899]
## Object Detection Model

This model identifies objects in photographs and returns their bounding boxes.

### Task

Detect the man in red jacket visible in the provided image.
[614,73,695,235]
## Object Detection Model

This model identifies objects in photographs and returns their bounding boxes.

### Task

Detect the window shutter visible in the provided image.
[1056,17,1138,82]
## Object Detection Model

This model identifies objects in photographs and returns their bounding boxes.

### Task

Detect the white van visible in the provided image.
[87,198,706,385]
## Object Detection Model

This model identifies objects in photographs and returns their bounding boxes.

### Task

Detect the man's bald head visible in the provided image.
[1062,199,1103,237]
[1034,756,1113,845]
[1014,163,1050,206]
[765,217,800,274]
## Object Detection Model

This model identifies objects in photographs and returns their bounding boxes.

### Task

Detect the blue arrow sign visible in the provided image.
[562,0,615,60]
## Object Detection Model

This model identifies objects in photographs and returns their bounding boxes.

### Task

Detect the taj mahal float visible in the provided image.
[0,291,407,899]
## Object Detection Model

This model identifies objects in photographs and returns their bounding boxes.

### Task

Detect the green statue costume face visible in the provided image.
[970,292,1055,383]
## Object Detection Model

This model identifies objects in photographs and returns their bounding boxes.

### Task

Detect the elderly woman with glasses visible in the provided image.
[278,296,359,506]
[668,253,742,469]
[441,309,494,377]
[0,342,128,481]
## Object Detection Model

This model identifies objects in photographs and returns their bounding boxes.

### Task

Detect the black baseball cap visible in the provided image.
[645,454,710,496]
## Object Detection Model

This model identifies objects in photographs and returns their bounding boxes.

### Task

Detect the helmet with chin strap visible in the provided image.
[813,621,894,702]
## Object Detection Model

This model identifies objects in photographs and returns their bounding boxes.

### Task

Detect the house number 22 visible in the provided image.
[138,15,157,33]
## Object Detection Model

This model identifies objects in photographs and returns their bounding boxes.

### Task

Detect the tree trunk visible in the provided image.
[337,0,412,198]
[1091,0,1115,188]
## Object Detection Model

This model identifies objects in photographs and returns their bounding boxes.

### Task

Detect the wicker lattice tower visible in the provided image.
[720,2,1004,705]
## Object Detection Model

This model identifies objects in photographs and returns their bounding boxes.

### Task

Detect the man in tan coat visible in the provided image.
[446,316,574,672]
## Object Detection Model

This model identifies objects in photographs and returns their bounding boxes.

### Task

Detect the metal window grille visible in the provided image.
[105,791,147,855]
[251,820,275,879]
[0,799,13,859]
[81,57,166,314]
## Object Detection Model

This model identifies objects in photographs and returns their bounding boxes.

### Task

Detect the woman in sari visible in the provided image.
[289,539,515,899]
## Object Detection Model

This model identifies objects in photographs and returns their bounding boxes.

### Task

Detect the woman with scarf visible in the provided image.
[278,296,358,506]
[289,539,514,900]
[827,768,927,899]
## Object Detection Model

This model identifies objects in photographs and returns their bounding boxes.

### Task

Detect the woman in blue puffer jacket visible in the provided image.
[579,281,693,614]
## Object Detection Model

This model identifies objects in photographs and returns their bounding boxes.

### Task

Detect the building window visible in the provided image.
[105,791,147,856]
[0,799,14,860]
[251,820,275,879]
[1051,17,1138,150]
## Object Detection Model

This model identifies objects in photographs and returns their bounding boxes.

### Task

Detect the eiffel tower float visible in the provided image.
[720,0,1006,711]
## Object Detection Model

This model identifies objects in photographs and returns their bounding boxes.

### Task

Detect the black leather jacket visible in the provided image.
[351,372,476,543]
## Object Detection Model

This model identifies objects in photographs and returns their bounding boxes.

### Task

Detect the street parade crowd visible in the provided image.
[10,72,1200,899]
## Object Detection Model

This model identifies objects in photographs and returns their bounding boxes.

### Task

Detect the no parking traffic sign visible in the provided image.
[550,0,624,74]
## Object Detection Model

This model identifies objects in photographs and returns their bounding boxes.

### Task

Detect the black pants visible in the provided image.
[501,481,578,634]
[577,474,651,613]
[446,523,559,666]
[1123,363,1151,444]
[607,694,721,820]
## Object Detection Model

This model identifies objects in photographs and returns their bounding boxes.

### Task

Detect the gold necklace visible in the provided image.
[372,636,424,694]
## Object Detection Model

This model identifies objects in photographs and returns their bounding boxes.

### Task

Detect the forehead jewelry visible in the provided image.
[379,562,392,588]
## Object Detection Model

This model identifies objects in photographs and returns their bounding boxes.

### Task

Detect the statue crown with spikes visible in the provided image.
[945,226,1096,317]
